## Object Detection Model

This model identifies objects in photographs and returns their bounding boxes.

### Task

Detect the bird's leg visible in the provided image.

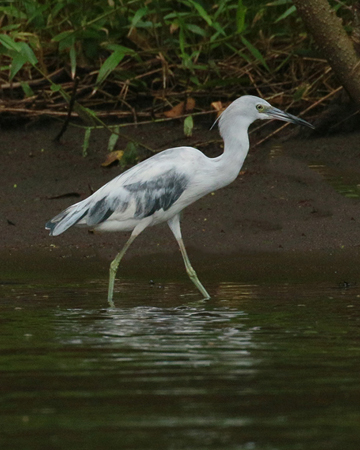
[108,234,137,306]
[168,215,210,299]
[177,237,211,299]
[108,219,152,306]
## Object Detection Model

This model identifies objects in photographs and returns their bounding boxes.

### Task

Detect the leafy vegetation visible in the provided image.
[0,0,357,128]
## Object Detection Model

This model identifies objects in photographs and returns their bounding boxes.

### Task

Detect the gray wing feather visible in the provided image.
[45,202,89,236]
[124,169,188,218]
[86,195,129,226]
[46,169,188,234]
[46,148,195,235]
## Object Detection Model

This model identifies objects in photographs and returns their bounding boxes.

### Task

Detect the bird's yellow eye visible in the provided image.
[256,104,265,112]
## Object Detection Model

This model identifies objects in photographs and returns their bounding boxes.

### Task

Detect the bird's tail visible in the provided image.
[45,200,89,236]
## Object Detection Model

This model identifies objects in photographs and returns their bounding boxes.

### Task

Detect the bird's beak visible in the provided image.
[266,106,315,129]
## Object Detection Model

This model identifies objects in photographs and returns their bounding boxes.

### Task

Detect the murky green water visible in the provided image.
[269,143,360,199]
[1,270,360,450]
[308,163,360,199]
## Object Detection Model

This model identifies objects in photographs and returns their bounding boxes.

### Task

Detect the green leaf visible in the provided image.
[107,126,120,152]
[241,36,270,72]
[275,5,296,22]
[179,25,186,55]
[106,44,134,54]
[267,0,292,5]
[17,42,38,65]
[74,104,98,126]
[129,7,148,32]
[105,44,140,62]
[55,32,75,53]
[236,0,247,33]
[83,127,92,157]
[10,53,27,79]
[188,0,212,26]
[96,50,125,86]
[120,142,138,168]
[51,2,67,18]
[0,6,27,19]
[52,30,74,42]
[1,24,21,31]
[0,37,37,67]
[293,84,308,101]
[190,75,200,85]
[20,82,34,97]
[226,42,251,63]
[211,21,226,37]
[184,115,193,137]
[0,34,21,52]
[186,24,208,37]
[50,83,62,92]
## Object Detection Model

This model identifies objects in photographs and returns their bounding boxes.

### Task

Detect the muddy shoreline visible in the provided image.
[1,119,360,281]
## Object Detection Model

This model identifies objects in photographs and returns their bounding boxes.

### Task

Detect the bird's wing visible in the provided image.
[122,167,189,218]
[87,147,202,224]
[47,147,203,235]
[85,167,189,227]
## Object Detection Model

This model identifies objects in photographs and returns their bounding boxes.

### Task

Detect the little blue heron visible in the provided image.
[46,95,314,303]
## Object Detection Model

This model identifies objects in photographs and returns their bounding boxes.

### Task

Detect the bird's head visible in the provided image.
[217,95,314,138]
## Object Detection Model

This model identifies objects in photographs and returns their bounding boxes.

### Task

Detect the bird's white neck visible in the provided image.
[212,124,250,189]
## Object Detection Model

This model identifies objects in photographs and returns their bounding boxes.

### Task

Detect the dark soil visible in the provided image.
[1,117,360,282]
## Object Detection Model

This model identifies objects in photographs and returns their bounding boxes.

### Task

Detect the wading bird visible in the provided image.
[46,96,314,304]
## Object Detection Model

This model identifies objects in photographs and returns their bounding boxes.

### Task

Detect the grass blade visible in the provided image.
[241,36,270,72]
[69,43,76,79]
[96,49,125,87]
[128,7,148,34]
[107,126,120,152]
[188,0,212,26]
[184,115,193,137]
[10,52,27,79]
[275,5,296,22]
[17,42,38,66]
[20,81,34,97]
[236,0,247,33]
[82,127,92,157]
[0,34,21,51]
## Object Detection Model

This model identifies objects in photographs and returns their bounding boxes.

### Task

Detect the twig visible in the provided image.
[253,122,289,148]
[54,77,80,142]
[0,68,65,90]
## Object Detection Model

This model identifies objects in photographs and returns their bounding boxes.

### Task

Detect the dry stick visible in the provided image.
[54,77,80,142]
[55,109,216,128]
[0,68,65,90]
[331,108,360,129]
[88,115,157,154]
[2,59,332,116]
[247,70,264,99]
[2,108,70,116]
[252,122,289,148]
[108,110,216,127]
[0,107,152,118]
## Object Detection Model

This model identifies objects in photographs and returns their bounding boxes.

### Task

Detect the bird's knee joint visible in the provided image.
[110,261,119,273]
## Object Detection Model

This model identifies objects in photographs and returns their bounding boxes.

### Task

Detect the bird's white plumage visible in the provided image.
[47,96,271,237]
[45,95,313,301]
[88,146,209,231]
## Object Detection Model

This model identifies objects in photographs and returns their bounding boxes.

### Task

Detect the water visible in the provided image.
[308,164,360,199]
[269,143,360,199]
[1,272,360,450]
